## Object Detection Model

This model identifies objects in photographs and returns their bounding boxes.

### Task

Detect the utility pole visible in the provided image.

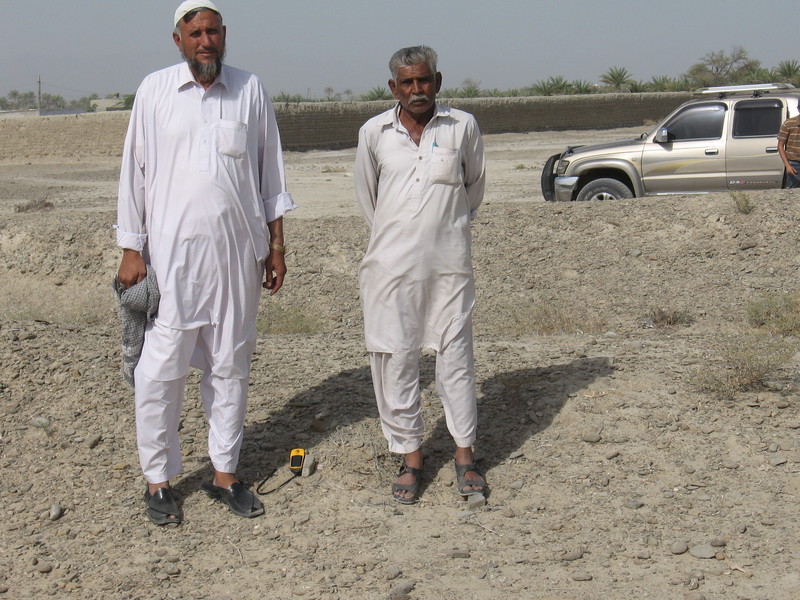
[37,75,41,112]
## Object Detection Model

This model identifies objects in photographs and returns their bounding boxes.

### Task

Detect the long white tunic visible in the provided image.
[115,63,296,377]
[354,104,486,354]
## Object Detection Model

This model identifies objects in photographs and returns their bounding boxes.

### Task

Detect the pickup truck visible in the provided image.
[541,83,800,202]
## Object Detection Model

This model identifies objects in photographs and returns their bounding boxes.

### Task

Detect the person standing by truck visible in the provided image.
[778,103,800,188]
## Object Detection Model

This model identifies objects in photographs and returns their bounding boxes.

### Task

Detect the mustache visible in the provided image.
[409,94,430,103]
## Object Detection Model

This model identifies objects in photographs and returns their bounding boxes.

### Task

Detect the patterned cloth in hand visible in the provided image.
[113,266,160,388]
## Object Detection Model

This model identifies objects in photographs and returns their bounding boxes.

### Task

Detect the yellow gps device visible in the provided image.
[289,448,305,475]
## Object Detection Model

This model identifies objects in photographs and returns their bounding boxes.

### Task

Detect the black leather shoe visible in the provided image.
[143,487,182,526]
[201,481,265,518]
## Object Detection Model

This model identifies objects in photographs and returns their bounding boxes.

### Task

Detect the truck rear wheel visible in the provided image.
[575,178,633,202]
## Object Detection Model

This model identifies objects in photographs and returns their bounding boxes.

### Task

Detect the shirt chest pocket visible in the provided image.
[428,147,462,184]
[216,120,248,159]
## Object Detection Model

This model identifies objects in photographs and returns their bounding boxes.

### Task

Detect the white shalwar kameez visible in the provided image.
[116,62,296,483]
[354,104,485,454]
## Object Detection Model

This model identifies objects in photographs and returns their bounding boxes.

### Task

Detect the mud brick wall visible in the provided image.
[448,93,693,134]
[0,112,130,160]
[0,93,693,158]
[275,93,692,150]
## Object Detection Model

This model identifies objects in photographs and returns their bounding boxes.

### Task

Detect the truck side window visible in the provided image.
[665,103,726,141]
[732,99,783,137]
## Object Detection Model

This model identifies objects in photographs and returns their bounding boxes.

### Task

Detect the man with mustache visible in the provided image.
[354,46,487,504]
[115,0,295,525]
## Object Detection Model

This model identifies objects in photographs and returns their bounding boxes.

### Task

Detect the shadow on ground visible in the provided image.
[178,354,615,499]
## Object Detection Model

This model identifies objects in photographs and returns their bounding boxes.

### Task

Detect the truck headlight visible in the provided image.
[556,160,569,176]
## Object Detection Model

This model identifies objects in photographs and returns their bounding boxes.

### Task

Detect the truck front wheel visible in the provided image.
[575,178,633,202]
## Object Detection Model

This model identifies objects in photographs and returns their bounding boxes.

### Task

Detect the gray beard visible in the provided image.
[182,47,225,84]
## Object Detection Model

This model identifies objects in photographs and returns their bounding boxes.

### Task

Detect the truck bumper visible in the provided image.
[554,176,579,202]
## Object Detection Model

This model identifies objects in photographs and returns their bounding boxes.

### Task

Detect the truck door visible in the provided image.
[725,99,785,189]
[641,102,728,193]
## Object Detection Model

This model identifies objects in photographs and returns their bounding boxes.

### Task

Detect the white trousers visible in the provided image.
[134,320,250,483]
[369,320,477,454]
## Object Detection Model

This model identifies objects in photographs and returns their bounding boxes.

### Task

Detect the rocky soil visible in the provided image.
[0,127,799,599]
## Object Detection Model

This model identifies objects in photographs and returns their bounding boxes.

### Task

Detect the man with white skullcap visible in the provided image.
[116,1,296,524]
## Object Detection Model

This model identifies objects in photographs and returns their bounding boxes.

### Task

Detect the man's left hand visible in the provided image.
[263,250,286,295]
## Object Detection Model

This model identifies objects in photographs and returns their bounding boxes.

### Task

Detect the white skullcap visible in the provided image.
[174,1,221,27]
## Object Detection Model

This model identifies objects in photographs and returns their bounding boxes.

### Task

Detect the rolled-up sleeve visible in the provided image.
[259,91,297,222]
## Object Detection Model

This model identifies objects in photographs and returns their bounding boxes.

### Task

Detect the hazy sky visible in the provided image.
[3,0,799,100]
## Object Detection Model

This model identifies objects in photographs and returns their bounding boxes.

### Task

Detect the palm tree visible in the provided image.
[649,76,674,92]
[458,78,482,98]
[362,86,392,101]
[438,88,461,98]
[532,76,570,96]
[531,78,556,96]
[600,66,633,92]
[571,80,595,95]
[776,60,800,85]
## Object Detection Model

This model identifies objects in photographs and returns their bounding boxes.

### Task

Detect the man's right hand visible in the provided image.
[788,164,798,176]
[117,249,147,289]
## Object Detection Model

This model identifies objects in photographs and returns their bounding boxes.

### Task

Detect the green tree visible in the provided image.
[776,59,800,85]
[68,93,99,112]
[571,80,595,95]
[438,88,461,98]
[3,90,37,109]
[684,46,762,87]
[41,93,66,110]
[361,86,392,101]
[532,76,571,96]
[272,92,305,103]
[459,78,482,98]
[323,86,341,101]
[649,76,674,92]
[600,66,633,91]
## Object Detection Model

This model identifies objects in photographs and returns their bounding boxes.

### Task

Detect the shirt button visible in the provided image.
[418,156,423,160]
[416,178,420,182]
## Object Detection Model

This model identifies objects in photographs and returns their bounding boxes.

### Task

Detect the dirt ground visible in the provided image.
[1,125,799,600]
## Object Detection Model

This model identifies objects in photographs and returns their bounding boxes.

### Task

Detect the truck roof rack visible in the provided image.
[695,83,796,98]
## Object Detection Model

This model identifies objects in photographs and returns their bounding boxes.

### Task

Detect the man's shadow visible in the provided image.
[417,355,615,493]
[176,363,379,496]
[177,354,614,498]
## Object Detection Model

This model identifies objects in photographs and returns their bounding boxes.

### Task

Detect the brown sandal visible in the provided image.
[455,462,487,497]
[391,464,422,505]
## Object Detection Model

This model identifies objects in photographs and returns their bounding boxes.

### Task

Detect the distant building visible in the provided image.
[91,94,125,112]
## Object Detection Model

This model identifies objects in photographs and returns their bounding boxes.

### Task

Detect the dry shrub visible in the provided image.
[694,336,793,401]
[321,165,347,173]
[15,199,54,213]
[648,306,693,327]
[731,191,753,215]
[502,300,605,336]
[747,294,800,335]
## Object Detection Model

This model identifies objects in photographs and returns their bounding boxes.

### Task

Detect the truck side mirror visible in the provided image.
[654,127,670,143]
